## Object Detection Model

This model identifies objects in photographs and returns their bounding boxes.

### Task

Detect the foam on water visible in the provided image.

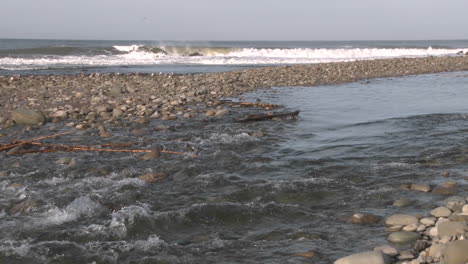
[1,46,466,71]
[40,196,103,225]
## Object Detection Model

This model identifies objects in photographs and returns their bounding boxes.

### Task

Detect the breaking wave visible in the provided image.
[1,44,467,71]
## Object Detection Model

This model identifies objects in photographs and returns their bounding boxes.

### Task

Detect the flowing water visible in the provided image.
[1,72,468,263]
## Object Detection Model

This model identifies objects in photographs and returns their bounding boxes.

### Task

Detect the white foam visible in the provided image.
[112,45,142,52]
[41,196,102,225]
[1,47,466,70]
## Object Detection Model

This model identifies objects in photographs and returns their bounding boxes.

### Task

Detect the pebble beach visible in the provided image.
[2,55,468,128]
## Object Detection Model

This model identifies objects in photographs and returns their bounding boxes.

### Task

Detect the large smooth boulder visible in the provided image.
[385,214,419,226]
[444,240,468,264]
[335,251,389,264]
[430,206,452,217]
[437,221,467,237]
[11,109,46,125]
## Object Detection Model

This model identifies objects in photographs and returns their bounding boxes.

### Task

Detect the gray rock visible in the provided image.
[437,221,467,237]
[214,109,229,117]
[55,157,72,165]
[373,245,399,257]
[444,240,468,264]
[445,196,467,212]
[410,183,431,192]
[387,231,420,244]
[430,206,452,217]
[351,213,380,225]
[432,185,456,195]
[334,251,390,264]
[140,145,161,160]
[11,109,46,125]
[112,108,124,118]
[420,217,436,226]
[385,214,419,226]
[109,86,123,96]
[428,243,446,260]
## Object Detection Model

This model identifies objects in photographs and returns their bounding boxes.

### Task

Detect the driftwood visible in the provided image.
[0,132,198,158]
[235,110,300,122]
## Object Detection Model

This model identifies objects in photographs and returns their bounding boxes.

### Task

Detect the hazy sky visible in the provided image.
[2,0,468,41]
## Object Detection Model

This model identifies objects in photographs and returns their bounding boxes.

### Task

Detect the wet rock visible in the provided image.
[437,221,467,237]
[134,117,149,124]
[430,206,452,217]
[413,240,431,253]
[138,172,165,183]
[112,108,124,118]
[387,232,420,244]
[402,223,419,232]
[11,109,46,125]
[49,110,68,119]
[334,251,390,264]
[140,145,161,160]
[398,250,415,261]
[445,196,467,212]
[428,243,446,260]
[292,251,318,258]
[55,157,72,165]
[373,245,399,257]
[75,123,89,130]
[385,214,419,226]
[385,225,404,232]
[420,217,436,226]
[432,185,456,195]
[98,125,112,138]
[214,109,229,117]
[351,213,380,225]
[9,199,36,215]
[410,183,431,192]
[6,145,24,155]
[205,110,215,117]
[443,240,468,264]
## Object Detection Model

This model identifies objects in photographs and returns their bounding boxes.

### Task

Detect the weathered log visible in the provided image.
[235,110,300,122]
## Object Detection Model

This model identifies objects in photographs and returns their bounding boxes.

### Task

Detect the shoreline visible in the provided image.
[1,55,468,127]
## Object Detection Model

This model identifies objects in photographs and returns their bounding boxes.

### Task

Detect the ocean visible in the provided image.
[1,39,468,75]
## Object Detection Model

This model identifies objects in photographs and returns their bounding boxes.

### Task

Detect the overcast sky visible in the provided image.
[2,0,468,41]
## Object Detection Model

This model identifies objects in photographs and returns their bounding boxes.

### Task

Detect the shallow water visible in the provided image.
[1,72,468,263]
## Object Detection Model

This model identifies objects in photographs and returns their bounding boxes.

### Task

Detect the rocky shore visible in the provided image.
[1,55,468,128]
[336,185,468,264]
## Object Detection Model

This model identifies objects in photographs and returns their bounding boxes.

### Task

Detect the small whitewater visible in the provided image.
[0,41,467,71]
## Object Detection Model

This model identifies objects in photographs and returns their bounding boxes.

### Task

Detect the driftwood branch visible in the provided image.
[0,131,198,158]
[235,110,300,122]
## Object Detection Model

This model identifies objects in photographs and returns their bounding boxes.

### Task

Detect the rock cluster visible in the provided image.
[2,56,468,128]
[335,196,468,264]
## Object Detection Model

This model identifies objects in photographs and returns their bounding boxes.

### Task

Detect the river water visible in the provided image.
[1,72,468,263]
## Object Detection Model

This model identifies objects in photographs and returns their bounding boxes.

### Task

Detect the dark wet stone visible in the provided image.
[351,213,380,225]
[9,199,36,215]
[432,185,456,195]
[140,145,161,160]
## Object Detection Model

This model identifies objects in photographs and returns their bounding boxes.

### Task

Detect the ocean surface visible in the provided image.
[1,39,468,75]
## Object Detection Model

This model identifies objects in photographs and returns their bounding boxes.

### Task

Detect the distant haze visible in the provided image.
[2,0,468,41]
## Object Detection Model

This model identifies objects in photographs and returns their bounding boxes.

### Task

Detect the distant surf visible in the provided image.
[0,39,467,73]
